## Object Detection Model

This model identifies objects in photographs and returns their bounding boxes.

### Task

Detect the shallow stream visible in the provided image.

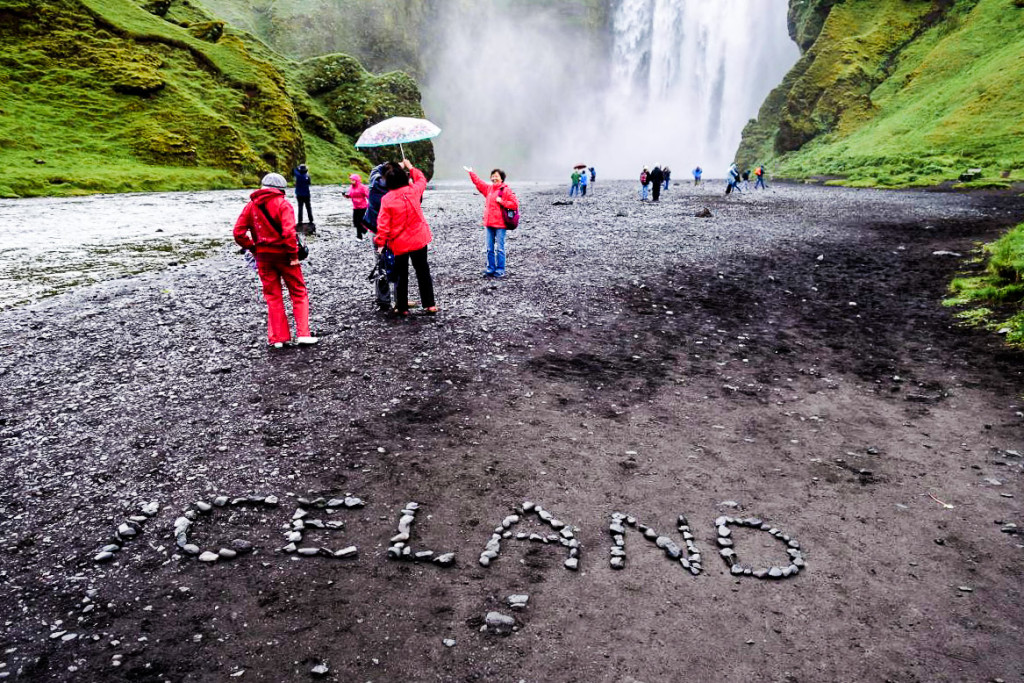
[0,185,349,309]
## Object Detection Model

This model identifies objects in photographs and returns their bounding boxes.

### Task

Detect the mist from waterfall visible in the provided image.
[424,0,798,180]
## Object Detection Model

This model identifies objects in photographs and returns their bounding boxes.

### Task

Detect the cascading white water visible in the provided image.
[424,0,797,179]
[594,0,799,177]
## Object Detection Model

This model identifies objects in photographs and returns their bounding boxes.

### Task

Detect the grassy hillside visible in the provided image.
[737,0,1024,188]
[0,0,432,198]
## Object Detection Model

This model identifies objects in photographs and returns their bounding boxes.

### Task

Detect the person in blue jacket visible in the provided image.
[292,164,313,225]
[361,163,392,312]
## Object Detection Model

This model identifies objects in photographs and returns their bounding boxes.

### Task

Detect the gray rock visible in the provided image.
[689,553,701,564]
[398,514,415,535]
[391,532,410,543]
[609,523,626,535]
[788,540,800,549]
[663,542,682,559]
[415,550,434,561]
[198,551,218,562]
[479,555,491,567]
[485,611,515,629]
[94,551,114,562]
[443,638,456,648]
[717,537,733,547]
[311,663,329,677]
[335,546,358,558]
[326,498,345,508]
[677,514,689,527]
[286,531,302,543]
[292,509,307,520]
[560,528,574,539]
[768,566,783,578]
[282,543,296,553]
[117,523,136,538]
[182,544,200,555]
[433,552,455,566]
[263,495,278,506]
[297,547,320,556]
[217,548,237,560]
[715,516,729,527]
[196,501,212,513]
[502,515,520,528]
[610,547,626,557]
[141,502,160,517]
[522,501,535,512]
[610,557,625,569]
[753,569,768,579]
[626,516,637,526]
[213,496,228,507]
[387,546,403,560]
[720,500,739,508]
[717,525,731,537]
[731,564,745,575]
[507,594,529,609]
[101,544,120,553]
[643,528,658,540]
[564,557,579,571]
[549,519,566,530]
[343,497,365,508]
[231,539,254,554]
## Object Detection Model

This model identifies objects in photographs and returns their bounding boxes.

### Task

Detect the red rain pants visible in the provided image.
[256,255,310,344]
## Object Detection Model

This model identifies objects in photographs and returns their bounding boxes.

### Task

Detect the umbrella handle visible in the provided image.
[400,142,406,161]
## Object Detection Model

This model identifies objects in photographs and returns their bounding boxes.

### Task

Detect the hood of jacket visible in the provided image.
[249,187,286,205]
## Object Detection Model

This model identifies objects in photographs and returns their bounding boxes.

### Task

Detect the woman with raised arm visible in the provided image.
[465,166,519,278]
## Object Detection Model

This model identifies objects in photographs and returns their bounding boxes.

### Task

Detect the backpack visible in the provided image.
[361,164,388,233]
[640,172,648,184]
[498,188,519,230]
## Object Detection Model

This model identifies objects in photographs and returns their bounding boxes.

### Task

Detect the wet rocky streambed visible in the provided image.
[1,181,1023,682]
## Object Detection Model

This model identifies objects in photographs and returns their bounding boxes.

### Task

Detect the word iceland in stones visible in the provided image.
[93,495,807,582]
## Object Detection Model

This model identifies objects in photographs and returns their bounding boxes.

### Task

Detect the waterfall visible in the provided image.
[593,0,798,179]
[423,0,797,179]
[597,0,799,177]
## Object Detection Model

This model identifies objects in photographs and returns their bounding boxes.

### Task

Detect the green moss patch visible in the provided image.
[943,223,1024,347]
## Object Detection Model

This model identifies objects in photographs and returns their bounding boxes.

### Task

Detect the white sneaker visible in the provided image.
[296,336,319,346]
[271,342,285,349]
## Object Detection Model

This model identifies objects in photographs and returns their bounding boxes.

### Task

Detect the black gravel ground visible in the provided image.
[1,180,1023,682]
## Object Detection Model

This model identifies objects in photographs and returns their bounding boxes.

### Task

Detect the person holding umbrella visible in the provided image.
[374,159,437,316]
[465,165,519,278]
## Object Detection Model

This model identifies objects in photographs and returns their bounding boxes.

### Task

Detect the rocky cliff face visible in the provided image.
[737,0,1024,187]
[0,0,432,197]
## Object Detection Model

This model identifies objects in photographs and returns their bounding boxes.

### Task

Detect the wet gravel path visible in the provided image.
[1,181,1023,682]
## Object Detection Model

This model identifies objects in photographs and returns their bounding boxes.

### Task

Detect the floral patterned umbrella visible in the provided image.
[355,117,442,149]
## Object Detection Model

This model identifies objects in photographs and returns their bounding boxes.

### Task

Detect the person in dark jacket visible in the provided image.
[374,160,437,316]
[649,166,665,202]
[233,173,317,348]
[292,164,313,225]
[361,163,392,311]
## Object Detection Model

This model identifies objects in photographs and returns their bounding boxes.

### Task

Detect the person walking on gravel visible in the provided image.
[640,167,650,200]
[569,168,581,197]
[465,166,519,278]
[754,165,768,190]
[693,166,703,185]
[292,164,314,226]
[234,173,317,349]
[649,166,665,202]
[375,160,437,316]
[343,173,369,240]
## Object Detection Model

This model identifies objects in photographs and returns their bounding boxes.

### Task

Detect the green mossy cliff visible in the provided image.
[0,0,432,198]
[737,0,1024,188]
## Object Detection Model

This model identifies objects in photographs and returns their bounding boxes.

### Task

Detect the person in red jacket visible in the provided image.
[374,159,437,316]
[343,173,369,240]
[465,166,518,278]
[234,172,318,348]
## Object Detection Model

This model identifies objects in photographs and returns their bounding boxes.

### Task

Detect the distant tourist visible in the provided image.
[649,166,665,202]
[640,168,650,200]
[292,164,314,225]
[693,166,703,185]
[466,165,519,278]
[663,166,671,190]
[589,166,596,183]
[742,168,751,191]
[233,173,317,348]
[343,173,369,240]
[570,168,581,197]
[375,160,436,316]
[726,163,742,194]
[579,167,589,197]
[754,165,768,190]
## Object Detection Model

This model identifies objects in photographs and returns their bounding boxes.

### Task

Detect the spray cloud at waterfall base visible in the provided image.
[425,0,797,179]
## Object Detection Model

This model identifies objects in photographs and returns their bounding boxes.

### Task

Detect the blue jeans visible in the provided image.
[640,184,649,200]
[755,176,767,189]
[569,183,579,197]
[485,227,506,276]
